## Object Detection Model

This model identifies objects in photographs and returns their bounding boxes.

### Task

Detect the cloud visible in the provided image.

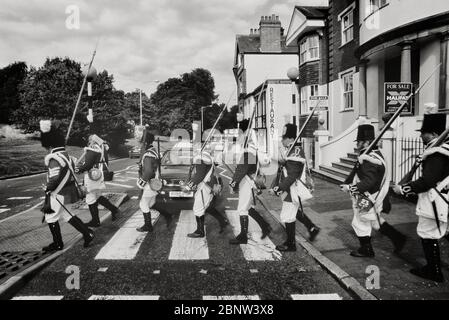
[0,0,299,104]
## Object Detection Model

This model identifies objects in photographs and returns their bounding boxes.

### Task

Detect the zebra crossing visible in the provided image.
[12,293,343,300]
[93,208,282,262]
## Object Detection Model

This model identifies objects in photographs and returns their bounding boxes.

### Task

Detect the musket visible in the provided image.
[345,63,442,184]
[66,39,100,143]
[399,126,449,185]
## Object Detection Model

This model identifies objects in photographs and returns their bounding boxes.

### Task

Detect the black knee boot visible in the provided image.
[98,196,120,221]
[350,236,375,257]
[206,207,229,233]
[379,222,407,253]
[137,211,153,232]
[188,216,205,238]
[296,209,320,241]
[68,216,94,248]
[87,202,100,228]
[229,216,249,245]
[276,222,297,252]
[248,208,271,239]
[43,222,64,252]
[153,203,172,228]
[410,239,444,283]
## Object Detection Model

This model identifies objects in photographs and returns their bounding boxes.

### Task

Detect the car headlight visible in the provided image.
[179,180,185,186]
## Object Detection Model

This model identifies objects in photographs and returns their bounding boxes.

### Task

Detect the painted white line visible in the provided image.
[0,201,43,224]
[131,196,139,200]
[168,210,209,260]
[225,210,281,261]
[0,209,11,214]
[153,270,160,274]
[12,296,64,300]
[97,267,108,272]
[203,295,260,300]
[0,205,6,208]
[105,182,134,189]
[199,269,208,274]
[95,210,160,260]
[291,294,343,300]
[227,198,238,201]
[250,269,258,273]
[88,295,160,300]
[7,197,33,200]
[126,171,138,175]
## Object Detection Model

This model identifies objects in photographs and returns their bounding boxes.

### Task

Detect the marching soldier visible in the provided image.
[276,140,320,241]
[393,113,448,282]
[40,120,94,252]
[229,120,271,245]
[75,117,120,228]
[270,124,306,252]
[184,144,229,238]
[341,124,406,258]
[136,130,173,232]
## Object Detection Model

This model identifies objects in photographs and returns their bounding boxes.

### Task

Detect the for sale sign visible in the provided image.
[384,82,413,114]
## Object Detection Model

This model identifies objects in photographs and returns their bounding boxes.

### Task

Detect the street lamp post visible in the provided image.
[139,80,159,126]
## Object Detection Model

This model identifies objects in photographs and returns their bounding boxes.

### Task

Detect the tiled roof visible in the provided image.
[236,35,297,53]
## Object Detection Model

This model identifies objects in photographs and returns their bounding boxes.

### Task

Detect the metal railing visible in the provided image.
[398,137,424,182]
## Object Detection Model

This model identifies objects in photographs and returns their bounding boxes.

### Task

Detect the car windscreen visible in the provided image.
[161,149,193,166]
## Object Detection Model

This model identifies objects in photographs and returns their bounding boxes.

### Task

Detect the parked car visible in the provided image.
[129,146,141,158]
[159,148,194,199]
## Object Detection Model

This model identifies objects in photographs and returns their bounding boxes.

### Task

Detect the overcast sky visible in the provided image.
[0,0,311,105]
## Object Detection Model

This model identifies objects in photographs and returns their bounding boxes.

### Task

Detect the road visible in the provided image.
[1,146,353,300]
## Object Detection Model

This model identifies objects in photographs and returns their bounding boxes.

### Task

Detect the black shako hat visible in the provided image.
[355,124,375,142]
[282,123,297,140]
[40,120,65,149]
[417,113,446,135]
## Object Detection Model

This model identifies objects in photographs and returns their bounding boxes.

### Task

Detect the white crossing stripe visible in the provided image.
[203,295,260,300]
[12,296,64,300]
[105,182,134,189]
[126,171,138,175]
[168,210,209,260]
[290,294,343,300]
[227,198,238,201]
[131,196,139,200]
[95,210,160,260]
[0,209,10,214]
[225,210,281,261]
[7,197,32,200]
[88,295,160,300]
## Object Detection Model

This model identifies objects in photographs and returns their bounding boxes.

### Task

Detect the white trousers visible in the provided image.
[280,201,299,224]
[193,183,213,217]
[45,194,73,223]
[85,173,106,205]
[139,184,158,213]
[417,216,448,240]
[351,198,386,237]
[236,176,255,217]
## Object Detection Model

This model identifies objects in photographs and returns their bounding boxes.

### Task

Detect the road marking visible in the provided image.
[203,295,260,300]
[225,210,281,261]
[95,210,160,260]
[12,296,64,300]
[290,294,343,300]
[97,267,108,272]
[168,210,209,260]
[0,209,10,214]
[199,269,208,274]
[6,197,33,200]
[227,198,238,201]
[105,182,134,189]
[153,270,160,274]
[0,201,43,224]
[131,196,139,200]
[250,269,258,273]
[126,171,138,175]
[88,295,160,300]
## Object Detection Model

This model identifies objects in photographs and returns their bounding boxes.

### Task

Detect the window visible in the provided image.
[367,0,388,16]
[300,85,319,113]
[341,71,354,110]
[299,35,320,65]
[341,9,354,45]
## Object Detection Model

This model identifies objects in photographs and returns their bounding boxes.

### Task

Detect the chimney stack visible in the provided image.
[259,14,282,52]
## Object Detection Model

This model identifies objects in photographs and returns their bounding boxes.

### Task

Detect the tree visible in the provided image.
[13,57,131,151]
[149,68,218,136]
[0,62,28,124]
